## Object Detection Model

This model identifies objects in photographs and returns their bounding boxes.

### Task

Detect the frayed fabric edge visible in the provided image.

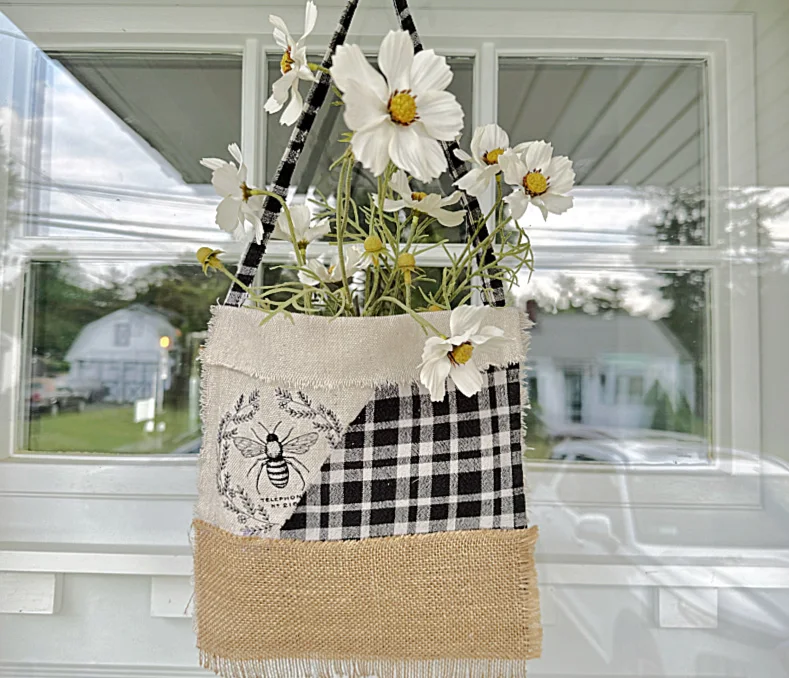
[199,654,533,678]
[520,312,534,507]
[200,306,526,390]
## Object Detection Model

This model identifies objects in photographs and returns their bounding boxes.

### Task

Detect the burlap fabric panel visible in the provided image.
[194,520,541,678]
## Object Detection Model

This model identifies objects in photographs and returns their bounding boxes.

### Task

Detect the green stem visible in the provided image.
[248,189,304,266]
[496,174,504,229]
[335,154,355,315]
[217,265,252,293]
[363,264,381,316]
[308,62,331,75]
[405,212,420,251]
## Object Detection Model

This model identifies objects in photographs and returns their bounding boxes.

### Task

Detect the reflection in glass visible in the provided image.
[518,269,708,462]
[22,259,234,454]
[9,49,241,239]
[498,57,708,246]
[266,55,474,243]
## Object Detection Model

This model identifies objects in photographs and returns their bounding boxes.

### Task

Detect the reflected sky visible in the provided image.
[1,23,788,252]
[1,27,239,241]
[25,60,222,239]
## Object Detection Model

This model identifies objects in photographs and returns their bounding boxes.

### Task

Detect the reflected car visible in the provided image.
[533,438,789,674]
[27,378,88,416]
[58,378,109,404]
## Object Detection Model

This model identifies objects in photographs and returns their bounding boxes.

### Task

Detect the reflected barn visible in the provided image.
[64,304,178,403]
[23,259,227,454]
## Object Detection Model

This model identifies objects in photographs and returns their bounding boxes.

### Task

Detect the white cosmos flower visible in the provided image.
[200,143,265,243]
[419,305,511,402]
[330,30,464,182]
[298,245,366,286]
[453,124,529,198]
[378,170,464,227]
[498,141,575,221]
[271,204,330,249]
[264,1,318,126]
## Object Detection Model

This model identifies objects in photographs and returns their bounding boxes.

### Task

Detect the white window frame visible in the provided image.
[0,5,765,585]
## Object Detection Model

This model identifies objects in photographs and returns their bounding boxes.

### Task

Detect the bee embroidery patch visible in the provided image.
[214,389,343,532]
[233,422,319,492]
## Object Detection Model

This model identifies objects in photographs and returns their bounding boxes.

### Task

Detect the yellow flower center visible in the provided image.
[483,148,505,165]
[449,342,474,366]
[411,191,427,201]
[196,247,224,273]
[280,49,295,74]
[364,234,384,254]
[427,304,443,312]
[396,252,416,272]
[388,90,418,126]
[364,234,384,265]
[523,171,548,197]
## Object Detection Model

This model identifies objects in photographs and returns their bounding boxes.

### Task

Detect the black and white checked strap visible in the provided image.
[226,0,506,307]
[392,0,506,307]
[224,0,360,306]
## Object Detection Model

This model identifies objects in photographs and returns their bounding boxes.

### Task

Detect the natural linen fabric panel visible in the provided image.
[196,307,527,536]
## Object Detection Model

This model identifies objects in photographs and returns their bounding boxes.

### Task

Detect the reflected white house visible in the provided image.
[64,304,178,403]
[529,313,695,431]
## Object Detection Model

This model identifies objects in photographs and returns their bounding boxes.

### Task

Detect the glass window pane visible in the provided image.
[498,58,707,246]
[519,268,709,462]
[21,258,236,455]
[265,54,474,243]
[17,51,242,239]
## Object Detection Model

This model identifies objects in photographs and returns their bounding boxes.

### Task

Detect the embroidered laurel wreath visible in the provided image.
[192,0,572,676]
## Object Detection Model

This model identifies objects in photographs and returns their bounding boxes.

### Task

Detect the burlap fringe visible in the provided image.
[199,653,532,678]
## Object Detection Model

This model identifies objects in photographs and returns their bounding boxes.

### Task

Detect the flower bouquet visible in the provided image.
[192,1,573,676]
[197,2,574,402]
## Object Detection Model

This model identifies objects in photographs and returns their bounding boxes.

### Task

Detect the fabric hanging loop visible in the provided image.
[391,0,506,307]
[224,0,360,307]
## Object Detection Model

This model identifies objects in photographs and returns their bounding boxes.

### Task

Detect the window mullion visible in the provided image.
[468,42,500,305]
[241,37,264,187]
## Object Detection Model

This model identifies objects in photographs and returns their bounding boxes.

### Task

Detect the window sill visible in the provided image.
[1,539,788,590]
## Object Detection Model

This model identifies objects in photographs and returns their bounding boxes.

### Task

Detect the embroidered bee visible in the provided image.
[232,422,318,493]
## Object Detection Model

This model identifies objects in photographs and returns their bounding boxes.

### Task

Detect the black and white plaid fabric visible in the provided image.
[280,364,527,541]
[225,0,360,307]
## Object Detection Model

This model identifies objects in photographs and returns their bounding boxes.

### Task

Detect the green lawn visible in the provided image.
[524,437,555,460]
[24,405,198,454]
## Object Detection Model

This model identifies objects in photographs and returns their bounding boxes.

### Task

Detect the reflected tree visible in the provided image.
[28,256,230,375]
[0,126,21,238]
